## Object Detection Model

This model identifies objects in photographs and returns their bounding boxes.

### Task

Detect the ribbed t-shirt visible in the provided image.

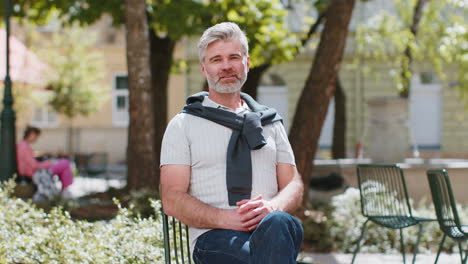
[160,96,296,252]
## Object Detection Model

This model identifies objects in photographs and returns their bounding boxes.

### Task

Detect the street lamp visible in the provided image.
[0,0,17,181]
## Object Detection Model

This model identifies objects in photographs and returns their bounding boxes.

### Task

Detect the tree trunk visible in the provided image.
[399,0,428,98]
[289,0,355,203]
[66,122,74,155]
[149,31,175,189]
[240,9,326,101]
[242,64,271,99]
[124,0,158,191]
[332,77,346,159]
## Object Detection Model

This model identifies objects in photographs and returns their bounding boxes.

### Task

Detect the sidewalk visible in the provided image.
[299,252,460,264]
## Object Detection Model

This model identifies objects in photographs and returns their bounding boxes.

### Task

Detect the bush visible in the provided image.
[0,180,166,263]
[303,187,468,254]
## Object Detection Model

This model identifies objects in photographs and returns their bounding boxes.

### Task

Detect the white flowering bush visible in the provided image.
[0,180,167,263]
[325,187,468,254]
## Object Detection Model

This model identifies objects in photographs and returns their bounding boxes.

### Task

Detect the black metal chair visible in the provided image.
[161,210,192,264]
[75,152,109,186]
[427,169,468,264]
[352,164,436,264]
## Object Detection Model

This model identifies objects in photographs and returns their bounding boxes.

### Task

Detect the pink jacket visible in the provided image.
[16,140,51,177]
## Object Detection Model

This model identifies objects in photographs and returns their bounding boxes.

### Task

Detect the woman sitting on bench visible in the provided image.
[16,126,74,197]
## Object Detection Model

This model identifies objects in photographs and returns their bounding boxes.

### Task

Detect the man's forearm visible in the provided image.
[270,175,304,213]
[163,190,229,229]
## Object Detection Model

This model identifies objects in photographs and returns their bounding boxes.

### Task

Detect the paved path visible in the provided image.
[299,253,461,264]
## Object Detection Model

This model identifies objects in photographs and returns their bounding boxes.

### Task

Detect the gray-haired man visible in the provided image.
[160,22,304,264]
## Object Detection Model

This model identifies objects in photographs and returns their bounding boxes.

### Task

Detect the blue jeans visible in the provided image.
[193,211,303,264]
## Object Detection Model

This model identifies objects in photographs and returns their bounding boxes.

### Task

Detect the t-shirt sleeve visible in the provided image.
[160,114,191,166]
[274,122,296,166]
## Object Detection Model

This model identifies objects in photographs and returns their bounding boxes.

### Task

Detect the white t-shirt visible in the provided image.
[160,96,296,252]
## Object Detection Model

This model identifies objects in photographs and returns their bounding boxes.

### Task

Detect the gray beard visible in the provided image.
[208,76,247,94]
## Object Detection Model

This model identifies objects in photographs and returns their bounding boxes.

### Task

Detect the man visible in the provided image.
[160,22,304,264]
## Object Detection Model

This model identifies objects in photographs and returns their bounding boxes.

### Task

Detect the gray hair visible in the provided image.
[197,22,249,63]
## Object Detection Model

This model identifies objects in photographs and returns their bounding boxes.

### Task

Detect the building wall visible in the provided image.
[443,82,468,154]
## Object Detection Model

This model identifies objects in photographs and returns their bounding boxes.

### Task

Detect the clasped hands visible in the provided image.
[227,195,278,232]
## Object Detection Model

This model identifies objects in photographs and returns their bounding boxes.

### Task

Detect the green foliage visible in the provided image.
[147,0,300,67]
[302,187,468,253]
[8,0,300,70]
[42,23,107,119]
[126,188,161,218]
[210,0,301,67]
[0,0,124,26]
[147,0,214,41]
[354,0,468,97]
[0,180,167,263]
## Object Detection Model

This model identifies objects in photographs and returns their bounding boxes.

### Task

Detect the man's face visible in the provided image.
[201,40,250,94]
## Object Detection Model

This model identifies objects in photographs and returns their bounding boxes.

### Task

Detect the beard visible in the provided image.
[207,71,247,94]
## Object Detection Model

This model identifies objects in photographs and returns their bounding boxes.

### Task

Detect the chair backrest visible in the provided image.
[426,169,465,239]
[162,210,192,264]
[356,164,413,218]
[75,152,108,176]
[87,152,108,175]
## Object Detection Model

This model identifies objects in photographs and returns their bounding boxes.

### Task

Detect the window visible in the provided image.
[30,91,59,128]
[112,75,129,127]
[409,72,441,149]
[31,107,59,127]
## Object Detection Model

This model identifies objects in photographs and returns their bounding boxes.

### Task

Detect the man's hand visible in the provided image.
[219,209,252,232]
[235,195,278,231]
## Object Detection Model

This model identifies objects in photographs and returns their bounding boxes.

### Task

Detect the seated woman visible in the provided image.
[16,126,74,195]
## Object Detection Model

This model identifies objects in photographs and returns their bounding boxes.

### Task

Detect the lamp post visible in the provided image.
[0,0,17,181]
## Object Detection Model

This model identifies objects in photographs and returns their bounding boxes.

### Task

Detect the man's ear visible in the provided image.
[247,57,251,72]
[200,62,207,78]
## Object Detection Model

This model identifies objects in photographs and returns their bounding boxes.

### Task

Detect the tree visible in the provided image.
[302,2,348,160]
[224,0,349,160]
[289,0,356,202]
[354,0,468,99]
[332,78,346,159]
[123,0,157,191]
[42,24,106,154]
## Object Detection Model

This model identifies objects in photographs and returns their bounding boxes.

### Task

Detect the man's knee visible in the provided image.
[251,211,304,258]
[258,211,303,241]
[261,211,301,228]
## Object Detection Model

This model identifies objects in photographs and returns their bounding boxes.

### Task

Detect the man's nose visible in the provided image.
[220,60,233,70]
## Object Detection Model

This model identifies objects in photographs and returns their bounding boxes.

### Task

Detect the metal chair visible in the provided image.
[427,169,468,264]
[75,152,109,187]
[161,209,192,264]
[352,164,436,264]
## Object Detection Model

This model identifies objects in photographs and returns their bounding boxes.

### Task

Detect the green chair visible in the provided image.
[427,169,468,264]
[352,164,436,264]
[161,210,192,264]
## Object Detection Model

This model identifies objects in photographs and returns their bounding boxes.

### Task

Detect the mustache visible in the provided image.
[217,74,240,80]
